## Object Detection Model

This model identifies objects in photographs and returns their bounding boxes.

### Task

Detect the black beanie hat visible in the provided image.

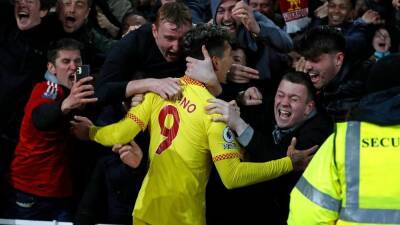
[366,53,400,94]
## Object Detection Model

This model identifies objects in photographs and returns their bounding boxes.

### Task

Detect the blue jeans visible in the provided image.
[4,188,73,222]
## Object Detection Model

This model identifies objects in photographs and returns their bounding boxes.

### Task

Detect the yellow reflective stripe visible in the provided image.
[296,176,341,212]
[340,121,400,224]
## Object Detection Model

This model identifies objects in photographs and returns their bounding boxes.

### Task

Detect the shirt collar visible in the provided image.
[44,70,58,84]
[272,109,317,144]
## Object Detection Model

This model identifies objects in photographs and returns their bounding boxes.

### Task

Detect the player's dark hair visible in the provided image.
[183,24,232,60]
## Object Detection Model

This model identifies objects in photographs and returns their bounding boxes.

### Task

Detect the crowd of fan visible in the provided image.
[0,0,399,224]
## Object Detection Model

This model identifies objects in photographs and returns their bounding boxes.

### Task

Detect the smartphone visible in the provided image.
[76,64,91,81]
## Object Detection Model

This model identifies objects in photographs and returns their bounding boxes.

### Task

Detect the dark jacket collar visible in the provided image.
[324,59,351,92]
[348,87,400,125]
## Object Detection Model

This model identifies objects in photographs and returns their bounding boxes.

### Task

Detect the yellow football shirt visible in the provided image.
[90,76,293,225]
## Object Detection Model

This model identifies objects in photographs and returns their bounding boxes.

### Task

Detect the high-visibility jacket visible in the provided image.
[288,121,400,225]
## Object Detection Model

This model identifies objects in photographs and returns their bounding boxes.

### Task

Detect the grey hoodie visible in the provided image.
[210,0,293,79]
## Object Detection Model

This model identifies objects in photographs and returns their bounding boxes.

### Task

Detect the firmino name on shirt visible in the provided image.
[179,96,197,113]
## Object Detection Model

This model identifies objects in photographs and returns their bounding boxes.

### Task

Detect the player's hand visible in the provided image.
[228,64,259,84]
[238,86,263,106]
[62,76,98,114]
[287,137,318,171]
[186,45,222,96]
[70,116,94,140]
[112,141,143,168]
[232,0,260,34]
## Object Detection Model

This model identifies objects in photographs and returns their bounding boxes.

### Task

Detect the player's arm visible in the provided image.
[72,93,154,146]
[72,111,143,146]
[89,113,143,146]
[208,122,316,189]
[213,153,293,189]
[213,144,316,189]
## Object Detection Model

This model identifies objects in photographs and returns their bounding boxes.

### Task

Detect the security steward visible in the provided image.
[287,54,400,225]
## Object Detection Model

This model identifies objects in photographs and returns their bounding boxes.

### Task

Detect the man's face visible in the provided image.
[57,0,90,33]
[328,0,353,27]
[48,49,82,89]
[215,0,239,35]
[214,42,233,83]
[274,80,314,129]
[14,0,48,31]
[304,52,343,90]
[249,0,274,17]
[152,21,191,62]
[373,28,391,52]
[232,48,246,66]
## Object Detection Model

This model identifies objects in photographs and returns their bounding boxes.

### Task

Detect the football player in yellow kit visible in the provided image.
[72,24,316,225]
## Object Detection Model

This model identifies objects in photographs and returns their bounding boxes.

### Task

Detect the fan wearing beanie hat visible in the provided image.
[365,54,400,94]
[348,53,400,124]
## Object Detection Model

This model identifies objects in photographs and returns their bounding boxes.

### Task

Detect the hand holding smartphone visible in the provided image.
[76,65,91,81]
[63,64,97,113]
[75,65,95,97]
